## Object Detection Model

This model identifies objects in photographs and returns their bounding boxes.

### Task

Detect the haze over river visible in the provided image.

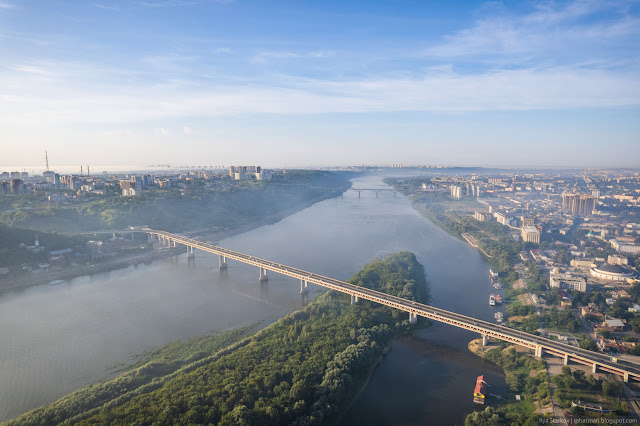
[0,175,505,424]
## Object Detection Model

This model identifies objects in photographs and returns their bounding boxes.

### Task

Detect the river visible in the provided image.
[0,175,506,424]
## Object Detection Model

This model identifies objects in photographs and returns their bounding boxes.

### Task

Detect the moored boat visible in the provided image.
[495,294,502,305]
[473,375,488,404]
[489,294,495,306]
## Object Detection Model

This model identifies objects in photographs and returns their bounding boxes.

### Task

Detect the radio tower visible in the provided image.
[45,151,50,172]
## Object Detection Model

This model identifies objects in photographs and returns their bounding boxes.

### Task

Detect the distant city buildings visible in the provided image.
[521,225,541,244]
[450,185,462,199]
[521,216,535,227]
[120,177,142,197]
[474,211,490,222]
[228,166,271,181]
[590,263,635,282]
[550,273,587,292]
[610,240,640,254]
[562,192,597,216]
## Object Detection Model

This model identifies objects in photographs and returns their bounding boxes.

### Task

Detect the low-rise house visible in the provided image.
[581,303,603,318]
[603,316,625,331]
[597,337,636,353]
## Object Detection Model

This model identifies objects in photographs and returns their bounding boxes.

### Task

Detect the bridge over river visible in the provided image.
[132,228,640,383]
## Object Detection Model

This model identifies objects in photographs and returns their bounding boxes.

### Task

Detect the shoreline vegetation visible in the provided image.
[6,251,431,425]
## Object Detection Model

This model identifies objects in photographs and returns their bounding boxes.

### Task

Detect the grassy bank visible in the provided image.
[7,251,430,425]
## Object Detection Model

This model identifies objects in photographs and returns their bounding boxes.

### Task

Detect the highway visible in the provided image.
[137,228,640,382]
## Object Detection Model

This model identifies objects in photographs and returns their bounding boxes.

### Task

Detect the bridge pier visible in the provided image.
[259,267,268,282]
[592,362,598,374]
[187,246,195,258]
[563,354,569,365]
[482,334,490,346]
[350,294,359,305]
[535,345,543,358]
[409,312,417,324]
[300,279,308,294]
[624,372,629,383]
[219,255,228,269]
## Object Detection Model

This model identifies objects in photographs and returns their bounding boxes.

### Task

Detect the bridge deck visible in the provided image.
[139,229,640,381]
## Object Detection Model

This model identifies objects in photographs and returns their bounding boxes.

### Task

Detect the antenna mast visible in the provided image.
[45,151,49,172]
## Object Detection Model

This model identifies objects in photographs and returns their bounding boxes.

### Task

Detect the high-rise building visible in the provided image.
[11,179,24,194]
[521,216,535,226]
[521,226,540,244]
[562,193,596,216]
[450,185,462,199]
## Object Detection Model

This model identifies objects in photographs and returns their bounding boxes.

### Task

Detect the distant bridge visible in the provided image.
[307,187,397,198]
[128,228,640,382]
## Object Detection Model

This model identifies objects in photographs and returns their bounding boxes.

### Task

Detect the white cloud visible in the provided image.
[424,0,640,59]
[253,50,333,63]
[138,0,233,7]
[0,2,15,9]
[10,65,52,76]
[1,66,638,129]
[183,126,192,135]
[94,3,121,11]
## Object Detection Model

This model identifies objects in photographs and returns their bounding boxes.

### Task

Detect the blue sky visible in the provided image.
[1,0,639,169]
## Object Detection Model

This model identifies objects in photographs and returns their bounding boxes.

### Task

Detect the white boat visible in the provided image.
[489,294,495,306]
[48,280,64,286]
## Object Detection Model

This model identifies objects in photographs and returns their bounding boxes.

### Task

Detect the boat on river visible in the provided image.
[494,294,502,305]
[473,375,488,404]
[489,294,495,306]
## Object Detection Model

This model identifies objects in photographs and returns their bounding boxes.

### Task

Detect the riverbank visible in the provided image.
[7,251,430,425]
[0,189,342,297]
[0,247,181,296]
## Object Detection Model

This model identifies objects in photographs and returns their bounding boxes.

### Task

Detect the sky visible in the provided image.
[1,0,639,170]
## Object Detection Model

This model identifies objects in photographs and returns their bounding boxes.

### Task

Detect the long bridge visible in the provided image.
[134,228,640,383]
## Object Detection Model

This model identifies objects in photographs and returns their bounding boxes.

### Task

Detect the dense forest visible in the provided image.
[8,251,430,425]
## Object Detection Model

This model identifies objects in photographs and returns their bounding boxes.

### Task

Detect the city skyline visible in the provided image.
[1,0,639,168]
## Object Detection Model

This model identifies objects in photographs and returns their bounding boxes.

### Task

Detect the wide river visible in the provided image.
[0,175,506,425]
